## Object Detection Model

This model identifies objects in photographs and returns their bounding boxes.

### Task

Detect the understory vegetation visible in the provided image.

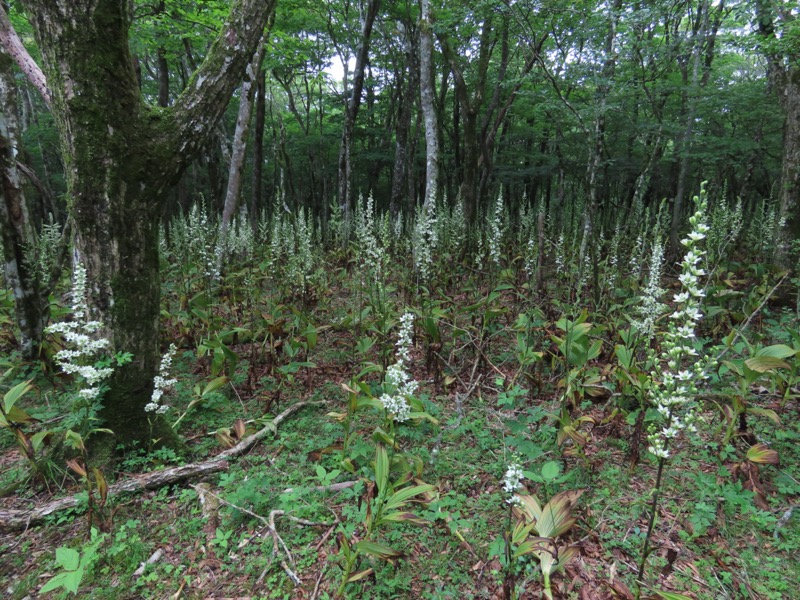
[1,186,798,599]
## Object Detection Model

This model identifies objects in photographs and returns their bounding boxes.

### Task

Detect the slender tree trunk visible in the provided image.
[390,22,417,219]
[250,67,266,232]
[220,43,266,243]
[670,0,715,249]
[337,0,380,233]
[580,0,621,286]
[419,0,438,211]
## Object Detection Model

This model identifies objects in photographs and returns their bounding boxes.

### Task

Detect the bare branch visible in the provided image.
[0,6,50,106]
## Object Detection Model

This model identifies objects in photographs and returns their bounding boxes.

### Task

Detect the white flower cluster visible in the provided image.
[46,264,113,401]
[633,238,667,340]
[379,312,418,423]
[502,461,524,505]
[355,193,386,285]
[145,344,178,414]
[488,192,504,266]
[288,208,315,292]
[554,233,566,275]
[413,202,438,282]
[647,187,710,460]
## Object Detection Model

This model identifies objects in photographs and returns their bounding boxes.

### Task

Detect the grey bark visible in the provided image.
[219,43,266,245]
[419,0,438,211]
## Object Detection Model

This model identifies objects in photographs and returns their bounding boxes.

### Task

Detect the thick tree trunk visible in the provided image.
[778,67,800,259]
[9,0,275,447]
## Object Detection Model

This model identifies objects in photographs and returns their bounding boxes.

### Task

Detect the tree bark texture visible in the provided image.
[220,42,266,242]
[10,0,275,446]
[419,0,438,211]
[0,46,45,358]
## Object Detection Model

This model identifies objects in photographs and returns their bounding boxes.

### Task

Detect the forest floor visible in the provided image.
[1,264,799,600]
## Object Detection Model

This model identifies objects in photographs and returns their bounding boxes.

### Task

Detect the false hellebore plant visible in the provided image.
[500,459,582,600]
[636,186,711,598]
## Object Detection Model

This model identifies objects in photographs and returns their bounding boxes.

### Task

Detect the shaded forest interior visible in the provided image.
[1,1,799,599]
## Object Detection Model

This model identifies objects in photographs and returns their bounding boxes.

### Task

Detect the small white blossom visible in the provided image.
[502,462,525,506]
[45,263,115,404]
[647,185,709,463]
[147,344,178,414]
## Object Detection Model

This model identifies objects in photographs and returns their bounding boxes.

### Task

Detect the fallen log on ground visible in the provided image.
[0,401,324,532]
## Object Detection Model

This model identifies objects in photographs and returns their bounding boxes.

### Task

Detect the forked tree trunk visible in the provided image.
[3,0,275,447]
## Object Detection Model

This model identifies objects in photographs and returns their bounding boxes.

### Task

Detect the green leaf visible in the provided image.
[55,547,81,571]
[375,444,389,493]
[3,380,33,413]
[551,545,579,574]
[6,405,34,424]
[30,430,51,452]
[512,536,551,558]
[383,484,436,513]
[541,461,561,481]
[372,428,396,447]
[39,567,84,595]
[202,376,229,396]
[654,591,693,600]
[346,568,374,582]
[376,511,428,525]
[745,356,790,373]
[746,406,781,425]
[587,339,602,362]
[746,443,779,465]
[754,344,798,359]
[354,540,402,560]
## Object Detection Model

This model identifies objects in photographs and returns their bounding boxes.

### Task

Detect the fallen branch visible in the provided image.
[186,484,329,588]
[0,401,324,531]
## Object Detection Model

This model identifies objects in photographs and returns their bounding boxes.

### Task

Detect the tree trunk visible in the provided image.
[777,67,800,258]
[219,42,266,244]
[419,0,438,211]
[250,66,266,233]
[0,46,45,359]
[337,0,380,233]
[6,0,275,447]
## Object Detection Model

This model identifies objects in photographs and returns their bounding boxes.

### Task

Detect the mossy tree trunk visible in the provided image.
[11,0,275,446]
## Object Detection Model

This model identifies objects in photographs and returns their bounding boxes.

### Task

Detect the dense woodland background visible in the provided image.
[1,1,799,599]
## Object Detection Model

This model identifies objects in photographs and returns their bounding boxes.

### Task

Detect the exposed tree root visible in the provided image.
[0,401,324,531]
